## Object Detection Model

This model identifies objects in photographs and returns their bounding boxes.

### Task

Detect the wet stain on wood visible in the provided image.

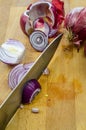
[72,79,82,95]
[47,74,83,106]
[62,44,73,59]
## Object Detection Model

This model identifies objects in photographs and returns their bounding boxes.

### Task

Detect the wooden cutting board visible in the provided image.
[0,0,86,130]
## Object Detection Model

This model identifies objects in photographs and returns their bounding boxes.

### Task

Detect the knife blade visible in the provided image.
[0,33,63,130]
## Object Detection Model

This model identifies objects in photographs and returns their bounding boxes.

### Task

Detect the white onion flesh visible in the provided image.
[0,39,25,65]
[20,1,57,38]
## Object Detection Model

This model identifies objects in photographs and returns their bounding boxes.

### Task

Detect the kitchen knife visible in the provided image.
[0,33,63,130]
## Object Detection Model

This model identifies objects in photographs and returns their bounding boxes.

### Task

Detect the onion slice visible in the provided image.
[22,79,41,104]
[29,30,48,51]
[8,63,33,89]
[0,39,25,65]
[8,62,49,89]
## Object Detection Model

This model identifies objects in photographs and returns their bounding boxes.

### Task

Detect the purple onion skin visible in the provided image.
[77,28,86,41]
[64,8,86,42]
[20,13,28,35]
[22,79,41,104]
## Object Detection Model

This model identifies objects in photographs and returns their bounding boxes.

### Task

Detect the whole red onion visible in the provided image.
[64,7,86,49]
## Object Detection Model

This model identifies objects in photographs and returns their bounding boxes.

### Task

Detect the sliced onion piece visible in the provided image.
[8,62,49,89]
[42,68,50,75]
[23,62,33,69]
[33,17,50,36]
[22,79,41,104]
[20,10,33,36]
[8,63,31,89]
[29,30,48,51]
[0,39,25,65]
[2,39,25,57]
[8,64,24,89]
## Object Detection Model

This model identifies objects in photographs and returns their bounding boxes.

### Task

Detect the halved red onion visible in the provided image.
[29,30,48,51]
[33,17,50,36]
[0,39,25,65]
[20,0,64,39]
[22,79,41,104]
[8,62,49,89]
[64,7,86,51]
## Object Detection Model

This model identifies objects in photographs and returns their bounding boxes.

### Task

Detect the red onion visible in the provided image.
[64,7,86,50]
[8,62,49,89]
[22,79,41,104]
[29,30,48,51]
[0,39,25,65]
[20,0,64,38]
[8,63,33,89]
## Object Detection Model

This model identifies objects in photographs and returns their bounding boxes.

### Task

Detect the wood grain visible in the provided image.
[0,0,86,130]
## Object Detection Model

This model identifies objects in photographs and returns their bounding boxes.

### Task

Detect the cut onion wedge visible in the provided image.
[0,39,25,65]
[29,30,48,51]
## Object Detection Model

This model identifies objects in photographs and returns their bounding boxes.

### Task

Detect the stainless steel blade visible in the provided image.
[0,33,63,130]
